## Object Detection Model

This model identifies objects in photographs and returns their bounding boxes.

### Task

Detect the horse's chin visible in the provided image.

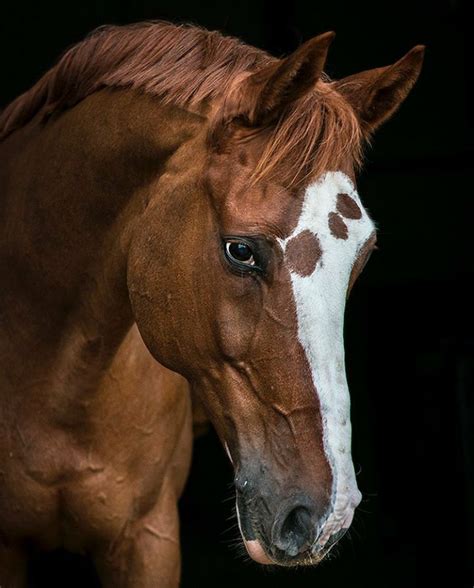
[243,539,273,565]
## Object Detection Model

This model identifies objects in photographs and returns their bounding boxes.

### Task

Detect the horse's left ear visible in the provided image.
[221,32,335,128]
[335,45,425,134]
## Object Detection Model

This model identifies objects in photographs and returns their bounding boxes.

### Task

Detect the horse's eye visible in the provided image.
[225,240,255,266]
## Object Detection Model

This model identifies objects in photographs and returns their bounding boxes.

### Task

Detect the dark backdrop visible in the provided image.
[1,1,472,587]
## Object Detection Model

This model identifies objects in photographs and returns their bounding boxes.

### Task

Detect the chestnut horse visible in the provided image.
[0,22,423,587]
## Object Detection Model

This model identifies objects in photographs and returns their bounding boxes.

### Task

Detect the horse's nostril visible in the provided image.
[276,505,315,557]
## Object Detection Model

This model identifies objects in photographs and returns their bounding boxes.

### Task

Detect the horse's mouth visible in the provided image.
[235,499,320,567]
[236,496,348,567]
[242,533,329,568]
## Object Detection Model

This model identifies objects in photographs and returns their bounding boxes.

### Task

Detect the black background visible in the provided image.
[1,1,472,587]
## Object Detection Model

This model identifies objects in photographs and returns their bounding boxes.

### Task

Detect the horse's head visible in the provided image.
[128,34,423,566]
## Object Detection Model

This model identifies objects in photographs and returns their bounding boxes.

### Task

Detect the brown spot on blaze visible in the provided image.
[347,231,377,295]
[285,230,322,277]
[336,193,362,220]
[328,212,348,240]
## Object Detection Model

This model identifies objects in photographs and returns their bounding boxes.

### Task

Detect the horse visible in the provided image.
[0,21,423,587]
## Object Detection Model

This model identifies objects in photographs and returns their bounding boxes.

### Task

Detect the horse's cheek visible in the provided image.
[214,293,260,359]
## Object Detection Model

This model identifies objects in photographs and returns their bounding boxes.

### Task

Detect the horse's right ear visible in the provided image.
[335,45,425,134]
[223,32,335,128]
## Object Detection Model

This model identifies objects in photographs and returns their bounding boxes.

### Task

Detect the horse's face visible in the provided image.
[129,151,373,565]
[128,34,423,566]
[202,146,375,564]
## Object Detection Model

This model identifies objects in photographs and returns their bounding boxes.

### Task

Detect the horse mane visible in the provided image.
[0,21,363,187]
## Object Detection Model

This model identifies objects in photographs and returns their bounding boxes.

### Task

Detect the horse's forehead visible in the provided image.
[214,165,371,248]
[281,171,374,259]
[210,170,304,238]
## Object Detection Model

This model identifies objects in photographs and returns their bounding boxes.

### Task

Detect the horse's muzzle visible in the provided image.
[237,499,318,565]
[235,476,354,566]
[272,502,316,557]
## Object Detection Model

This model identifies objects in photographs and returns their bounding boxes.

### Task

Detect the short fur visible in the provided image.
[0,20,424,585]
[0,21,362,187]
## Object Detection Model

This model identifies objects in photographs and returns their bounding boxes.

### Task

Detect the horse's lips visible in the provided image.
[243,539,272,565]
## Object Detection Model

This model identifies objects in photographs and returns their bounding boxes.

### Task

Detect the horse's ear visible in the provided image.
[336,45,425,134]
[233,32,335,127]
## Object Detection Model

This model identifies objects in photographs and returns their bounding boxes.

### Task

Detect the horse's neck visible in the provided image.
[0,89,204,417]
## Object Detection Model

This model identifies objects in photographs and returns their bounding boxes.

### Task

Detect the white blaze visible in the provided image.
[279,171,375,548]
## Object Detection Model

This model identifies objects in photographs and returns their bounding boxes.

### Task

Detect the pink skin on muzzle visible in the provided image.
[244,539,272,565]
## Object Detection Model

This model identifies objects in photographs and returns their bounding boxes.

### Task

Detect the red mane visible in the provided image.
[0,21,362,186]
